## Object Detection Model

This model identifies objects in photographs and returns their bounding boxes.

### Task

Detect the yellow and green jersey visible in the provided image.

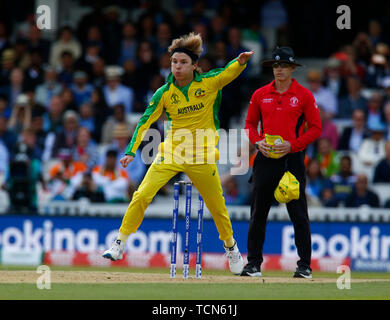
[125,58,246,163]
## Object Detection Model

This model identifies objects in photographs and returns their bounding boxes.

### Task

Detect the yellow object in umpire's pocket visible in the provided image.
[274,171,300,203]
[265,134,284,159]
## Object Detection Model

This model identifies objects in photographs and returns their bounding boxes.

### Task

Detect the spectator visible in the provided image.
[188,0,210,27]
[260,0,288,53]
[103,65,134,114]
[323,57,347,99]
[171,9,191,39]
[50,110,80,159]
[382,76,390,104]
[352,32,374,67]
[100,123,146,185]
[0,95,11,119]
[345,173,380,208]
[8,93,31,135]
[60,87,77,112]
[78,101,102,142]
[315,137,340,178]
[144,74,165,107]
[72,127,99,170]
[49,26,82,68]
[158,52,171,80]
[46,148,87,200]
[25,24,51,62]
[155,22,172,58]
[339,45,366,81]
[121,59,137,97]
[82,25,104,54]
[14,127,43,161]
[133,41,159,105]
[92,149,130,202]
[306,69,337,117]
[384,101,390,140]
[325,155,357,207]
[118,21,137,65]
[365,52,389,88]
[89,88,111,143]
[75,41,102,76]
[0,139,9,183]
[226,27,249,63]
[222,176,249,205]
[8,137,41,211]
[24,49,45,92]
[198,55,215,73]
[41,95,66,162]
[101,6,122,64]
[0,49,15,87]
[57,50,75,87]
[209,15,228,44]
[1,67,26,108]
[305,158,332,207]
[70,70,93,107]
[318,105,339,150]
[34,66,62,109]
[338,75,368,119]
[13,38,30,68]
[193,23,210,56]
[101,104,135,144]
[0,22,11,57]
[90,57,106,88]
[373,141,390,183]
[31,107,48,156]
[366,91,384,128]
[220,142,256,206]
[72,172,105,202]
[338,108,370,152]
[44,95,65,133]
[358,118,387,170]
[0,115,17,152]
[368,20,384,47]
[214,40,229,68]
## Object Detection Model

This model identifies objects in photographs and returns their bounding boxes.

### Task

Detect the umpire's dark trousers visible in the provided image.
[247,151,311,269]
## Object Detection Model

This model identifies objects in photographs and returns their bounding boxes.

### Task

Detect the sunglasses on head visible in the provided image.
[272,62,292,68]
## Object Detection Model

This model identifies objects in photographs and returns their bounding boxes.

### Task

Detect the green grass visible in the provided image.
[1,282,390,300]
[1,266,390,300]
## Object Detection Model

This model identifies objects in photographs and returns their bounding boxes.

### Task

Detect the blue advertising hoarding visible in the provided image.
[1,215,390,266]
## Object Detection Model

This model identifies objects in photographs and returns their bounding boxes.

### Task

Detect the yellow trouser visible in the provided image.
[119,153,233,241]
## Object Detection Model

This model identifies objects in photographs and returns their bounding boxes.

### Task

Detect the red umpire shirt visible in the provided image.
[245,78,322,152]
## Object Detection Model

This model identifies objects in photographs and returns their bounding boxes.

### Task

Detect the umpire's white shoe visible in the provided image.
[102,239,124,261]
[224,242,244,275]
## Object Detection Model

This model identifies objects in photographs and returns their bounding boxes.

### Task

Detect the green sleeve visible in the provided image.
[125,84,169,156]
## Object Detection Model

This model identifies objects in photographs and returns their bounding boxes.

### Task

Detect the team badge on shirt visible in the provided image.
[171,93,180,104]
[195,88,206,97]
[290,96,299,107]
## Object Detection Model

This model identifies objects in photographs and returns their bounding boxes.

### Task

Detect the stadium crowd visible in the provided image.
[1,0,390,213]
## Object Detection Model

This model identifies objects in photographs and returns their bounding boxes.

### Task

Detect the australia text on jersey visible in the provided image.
[177,102,205,115]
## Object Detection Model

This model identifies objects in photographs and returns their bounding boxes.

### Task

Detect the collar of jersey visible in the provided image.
[167,72,202,101]
[268,78,299,95]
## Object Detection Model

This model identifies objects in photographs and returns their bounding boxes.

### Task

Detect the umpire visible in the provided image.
[242,47,322,278]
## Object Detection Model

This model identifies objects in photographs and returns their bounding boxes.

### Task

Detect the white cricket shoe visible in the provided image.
[102,239,124,261]
[224,241,244,275]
